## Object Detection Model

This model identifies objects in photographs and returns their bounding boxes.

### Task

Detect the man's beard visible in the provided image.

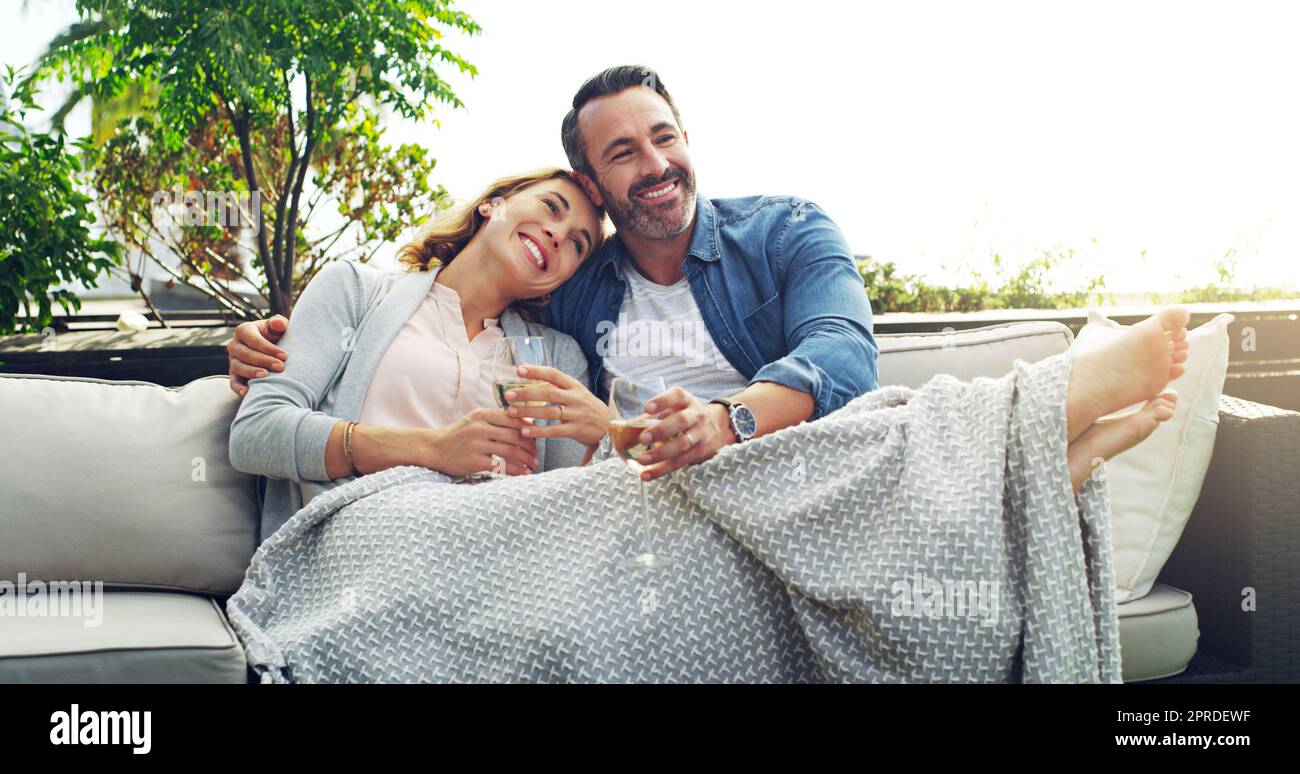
[598,166,697,240]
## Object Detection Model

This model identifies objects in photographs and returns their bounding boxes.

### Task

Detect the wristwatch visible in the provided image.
[709,397,757,443]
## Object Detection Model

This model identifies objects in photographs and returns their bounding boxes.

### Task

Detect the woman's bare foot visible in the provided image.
[1066,307,1190,442]
[1067,390,1178,491]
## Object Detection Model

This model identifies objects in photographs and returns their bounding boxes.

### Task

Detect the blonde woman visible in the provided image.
[228,168,606,542]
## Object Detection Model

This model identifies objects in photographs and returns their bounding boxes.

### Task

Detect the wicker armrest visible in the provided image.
[1157,395,1300,682]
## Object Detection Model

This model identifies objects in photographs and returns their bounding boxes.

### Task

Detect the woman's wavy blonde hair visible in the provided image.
[396,167,605,322]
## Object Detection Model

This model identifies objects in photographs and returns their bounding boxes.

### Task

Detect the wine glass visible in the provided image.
[487,337,547,476]
[608,376,674,571]
[490,336,548,411]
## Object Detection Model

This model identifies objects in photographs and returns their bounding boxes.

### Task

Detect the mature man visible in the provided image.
[226,64,879,480]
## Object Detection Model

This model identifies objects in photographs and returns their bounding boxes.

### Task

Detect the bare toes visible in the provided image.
[1152,391,1177,415]
[1158,306,1191,332]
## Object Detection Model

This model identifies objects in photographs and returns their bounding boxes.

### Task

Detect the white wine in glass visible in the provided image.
[609,376,674,571]
[490,336,548,412]
[493,378,548,410]
[608,418,664,462]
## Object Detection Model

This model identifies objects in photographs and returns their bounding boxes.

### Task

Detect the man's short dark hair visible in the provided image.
[561,65,684,178]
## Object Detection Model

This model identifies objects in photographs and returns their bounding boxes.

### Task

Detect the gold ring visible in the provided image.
[683,430,697,447]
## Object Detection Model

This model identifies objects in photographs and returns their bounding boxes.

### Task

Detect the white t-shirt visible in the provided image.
[597,260,750,401]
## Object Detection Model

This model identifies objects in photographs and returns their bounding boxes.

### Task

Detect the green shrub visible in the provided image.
[0,67,121,334]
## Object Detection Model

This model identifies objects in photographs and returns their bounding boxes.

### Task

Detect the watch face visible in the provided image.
[733,405,758,439]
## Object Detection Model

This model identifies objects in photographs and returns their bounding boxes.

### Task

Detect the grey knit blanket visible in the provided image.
[225,352,1121,683]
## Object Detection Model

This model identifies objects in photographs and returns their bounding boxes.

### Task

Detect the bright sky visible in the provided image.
[10,0,1300,293]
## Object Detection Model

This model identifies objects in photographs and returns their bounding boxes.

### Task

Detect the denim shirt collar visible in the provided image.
[597,192,721,281]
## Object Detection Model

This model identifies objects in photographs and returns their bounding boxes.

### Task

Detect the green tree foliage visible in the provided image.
[0,67,121,334]
[1176,247,1297,304]
[38,0,479,317]
[856,248,1108,314]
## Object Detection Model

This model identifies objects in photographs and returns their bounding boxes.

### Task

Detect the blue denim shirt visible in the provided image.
[546,193,879,420]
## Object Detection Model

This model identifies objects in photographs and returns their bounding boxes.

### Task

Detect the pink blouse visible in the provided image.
[357,279,504,429]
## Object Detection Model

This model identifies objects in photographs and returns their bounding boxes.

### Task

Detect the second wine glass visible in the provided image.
[608,376,674,571]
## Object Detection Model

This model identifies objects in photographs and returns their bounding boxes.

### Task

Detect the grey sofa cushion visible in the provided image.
[0,590,248,683]
[0,373,259,595]
[877,320,1074,388]
[1117,582,1200,682]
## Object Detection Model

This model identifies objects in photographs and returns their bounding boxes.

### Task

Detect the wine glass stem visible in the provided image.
[636,472,653,559]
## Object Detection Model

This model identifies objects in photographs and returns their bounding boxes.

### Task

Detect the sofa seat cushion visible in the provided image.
[1117,582,1200,682]
[0,591,248,683]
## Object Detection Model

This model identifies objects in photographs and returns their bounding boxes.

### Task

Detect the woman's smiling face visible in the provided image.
[480,177,601,298]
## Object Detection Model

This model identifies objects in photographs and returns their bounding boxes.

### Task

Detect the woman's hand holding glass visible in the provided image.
[414,408,539,477]
[501,365,610,449]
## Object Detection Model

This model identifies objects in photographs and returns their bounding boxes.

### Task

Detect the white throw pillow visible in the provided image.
[1070,310,1233,603]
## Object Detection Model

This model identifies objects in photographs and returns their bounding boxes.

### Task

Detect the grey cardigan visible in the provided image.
[229,260,591,543]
